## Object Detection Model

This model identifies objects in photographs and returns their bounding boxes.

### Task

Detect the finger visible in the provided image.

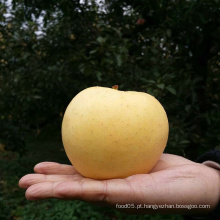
[25,178,137,204]
[19,173,82,189]
[25,182,61,201]
[34,162,78,175]
[25,180,107,201]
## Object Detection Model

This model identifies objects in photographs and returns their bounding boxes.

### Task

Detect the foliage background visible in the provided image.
[0,0,220,219]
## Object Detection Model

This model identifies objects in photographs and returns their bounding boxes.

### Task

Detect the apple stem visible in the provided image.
[112,85,119,90]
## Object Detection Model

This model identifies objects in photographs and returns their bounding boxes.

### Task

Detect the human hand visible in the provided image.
[19,153,220,215]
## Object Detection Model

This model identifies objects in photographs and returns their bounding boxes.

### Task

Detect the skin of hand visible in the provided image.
[19,153,220,215]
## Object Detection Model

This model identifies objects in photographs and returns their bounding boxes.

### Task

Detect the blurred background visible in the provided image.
[0,0,220,219]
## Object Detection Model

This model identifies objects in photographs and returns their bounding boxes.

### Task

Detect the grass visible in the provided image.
[0,129,185,220]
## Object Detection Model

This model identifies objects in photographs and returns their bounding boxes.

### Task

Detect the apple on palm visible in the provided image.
[62,86,169,179]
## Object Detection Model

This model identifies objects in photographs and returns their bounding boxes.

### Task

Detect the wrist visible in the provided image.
[195,150,220,213]
[201,164,220,213]
[206,165,220,209]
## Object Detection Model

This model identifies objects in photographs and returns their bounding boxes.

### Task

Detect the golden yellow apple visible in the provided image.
[62,86,169,179]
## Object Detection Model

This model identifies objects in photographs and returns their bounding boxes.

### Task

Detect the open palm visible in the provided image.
[19,153,219,214]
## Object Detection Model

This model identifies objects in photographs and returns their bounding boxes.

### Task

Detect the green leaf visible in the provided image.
[22,52,30,60]
[151,48,158,54]
[96,72,102,81]
[180,140,190,144]
[79,64,85,73]
[140,78,155,84]
[166,86,176,95]
[185,105,191,112]
[157,83,165,89]
[47,66,57,71]
[166,29,172,37]
[89,50,96,54]
[96,36,105,44]
[33,95,42,99]
[116,55,122,67]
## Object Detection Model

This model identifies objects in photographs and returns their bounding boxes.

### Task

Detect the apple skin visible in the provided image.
[62,86,169,180]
